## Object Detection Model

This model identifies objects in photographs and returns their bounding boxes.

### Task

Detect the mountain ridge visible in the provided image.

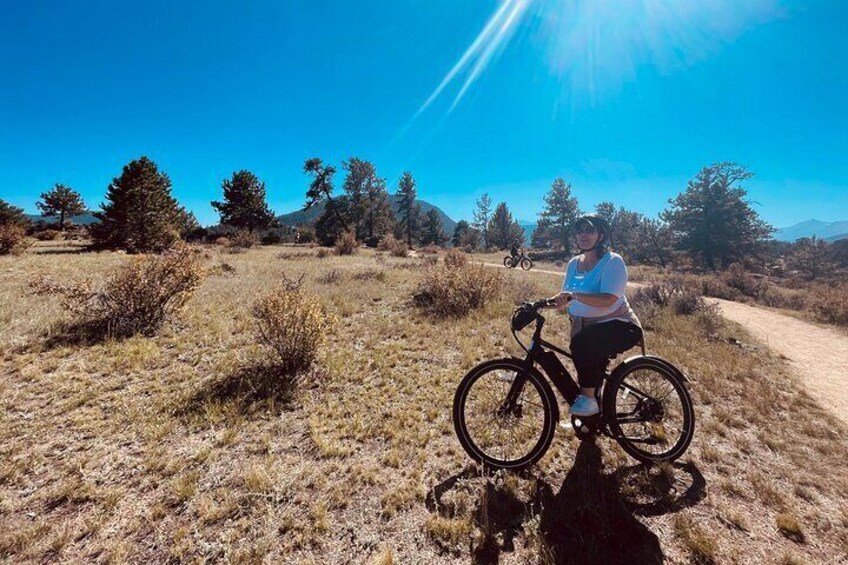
[277,195,457,236]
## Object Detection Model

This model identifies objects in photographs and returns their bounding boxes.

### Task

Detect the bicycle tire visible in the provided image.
[520,257,533,271]
[453,358,558,470]
[603,357,695,463]
[503,256,515,268]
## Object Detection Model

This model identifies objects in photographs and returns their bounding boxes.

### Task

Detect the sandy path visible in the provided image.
[480,261,848,424]
[705,297,848,425]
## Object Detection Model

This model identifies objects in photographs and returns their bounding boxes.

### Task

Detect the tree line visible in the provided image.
[2,157,846,275]
[459,162,799,272]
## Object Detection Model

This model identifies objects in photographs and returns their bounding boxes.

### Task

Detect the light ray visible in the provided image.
[415,0,526,116]
[450,0,530,111]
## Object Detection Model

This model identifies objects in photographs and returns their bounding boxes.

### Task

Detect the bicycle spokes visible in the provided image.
[463,367,548,463]
[613,369,685,454]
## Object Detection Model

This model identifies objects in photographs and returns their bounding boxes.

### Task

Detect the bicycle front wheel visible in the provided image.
[453,358,558,470]
[604,358,694,463]
[520,257,533,271]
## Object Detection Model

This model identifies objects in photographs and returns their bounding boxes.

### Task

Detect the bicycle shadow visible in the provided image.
[426,441,707,564]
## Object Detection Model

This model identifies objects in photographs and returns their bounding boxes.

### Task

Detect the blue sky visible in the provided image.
[2,0,846,228]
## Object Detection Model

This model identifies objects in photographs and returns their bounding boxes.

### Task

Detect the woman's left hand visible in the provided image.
[553,292,573,311]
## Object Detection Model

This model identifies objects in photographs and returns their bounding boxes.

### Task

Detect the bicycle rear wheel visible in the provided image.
[503,256,515,268]
[453,358,557,470]
[604,359,694,463]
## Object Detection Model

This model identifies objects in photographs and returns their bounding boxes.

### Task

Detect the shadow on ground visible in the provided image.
[177,363,300,420]
[427,440,707,564]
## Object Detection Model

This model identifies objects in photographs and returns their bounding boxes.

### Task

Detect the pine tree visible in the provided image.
[788,236,832,280]
[595,201,642,260]
[90,156,182,253]
[663,163,773,270]
[0,199,27,226]
[304,158,350,240]
[636,217,673,267]
[341,157,372,239]
[363,172,393,246]
[452,220,470,247]
[176,206,202,240]
[396,171,420,247]
[211,170,276,233]
[421,208,447,245]
[37,183,86,230]
[537,178,580,252]
[487,202,523,249]
[472,193,493,249]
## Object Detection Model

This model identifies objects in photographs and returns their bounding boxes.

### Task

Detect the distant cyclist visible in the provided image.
[551,215,643,417]
[510,242,520,261]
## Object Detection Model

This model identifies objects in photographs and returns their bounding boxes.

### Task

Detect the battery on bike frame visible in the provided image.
[536,350,579,405]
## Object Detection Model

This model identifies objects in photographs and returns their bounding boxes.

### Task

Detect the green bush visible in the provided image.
[30,244,205,338]
[0,224,30,255]
[35,229,62,241]
[253,276,337,373]
[415,260,502,317]
[334,231,358,256]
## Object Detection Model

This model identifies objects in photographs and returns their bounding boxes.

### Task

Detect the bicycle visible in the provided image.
[503,253,533,271]
[453,298,695,470]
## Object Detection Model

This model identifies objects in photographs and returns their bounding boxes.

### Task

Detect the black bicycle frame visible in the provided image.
[503,313,581,409]
[503,311,653,419]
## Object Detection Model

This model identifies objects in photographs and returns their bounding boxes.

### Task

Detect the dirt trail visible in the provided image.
[705,297,848,425]
[482,261,848,424]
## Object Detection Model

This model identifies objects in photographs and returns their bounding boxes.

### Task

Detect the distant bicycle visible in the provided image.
[453,298,695,469]
[503,253,533,271]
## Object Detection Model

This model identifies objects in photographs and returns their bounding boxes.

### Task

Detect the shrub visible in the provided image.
[720,263,768,299]
[334,231,358,256]
[252,276,336,373]
[214,237,231,247]
[316,247,331,259]
[811,284,848,326]
[415,260,503,317]
[260,228,285,245]
[377,234,408,257]
[0,224,30,255]
[418,244,442,255]
[35,229,62,241]
[30,244,204,338]
[630,278,722,334]
[444,248,468,268]
[230,230,259,249]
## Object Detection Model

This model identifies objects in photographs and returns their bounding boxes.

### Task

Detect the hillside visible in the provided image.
[278,196,457,235]
[776,219,848,241]
[25,212,99,225]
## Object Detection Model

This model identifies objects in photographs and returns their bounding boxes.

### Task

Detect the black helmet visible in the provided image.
[574,214,611,252]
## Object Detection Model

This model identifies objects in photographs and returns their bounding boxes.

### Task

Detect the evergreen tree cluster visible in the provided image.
[515,162,777,271]
[303,156,447,247]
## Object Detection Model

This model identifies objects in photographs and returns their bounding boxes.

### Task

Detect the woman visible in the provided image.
[552,215,643,417]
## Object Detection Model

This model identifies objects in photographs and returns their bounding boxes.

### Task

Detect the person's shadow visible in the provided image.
[532,440,663,565]
[427,440,706,564]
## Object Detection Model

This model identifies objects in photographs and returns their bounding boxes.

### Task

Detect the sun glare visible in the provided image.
[416,0,783,114]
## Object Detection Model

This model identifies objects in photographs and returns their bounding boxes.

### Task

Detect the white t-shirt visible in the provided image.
[561,252,630,318]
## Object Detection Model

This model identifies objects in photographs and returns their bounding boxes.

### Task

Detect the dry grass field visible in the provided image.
[1,241,847,563]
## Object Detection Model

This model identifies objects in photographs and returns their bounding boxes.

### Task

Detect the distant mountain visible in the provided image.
[278,195,457,236]
[518,221,537,243]
[775,219,848,242]
[825,233,848,243]
[26,212,99,225]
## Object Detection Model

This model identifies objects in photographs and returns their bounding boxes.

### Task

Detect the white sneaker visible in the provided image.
[569,394,600,417]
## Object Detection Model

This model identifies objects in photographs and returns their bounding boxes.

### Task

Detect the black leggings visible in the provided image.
[570,321,643,389]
